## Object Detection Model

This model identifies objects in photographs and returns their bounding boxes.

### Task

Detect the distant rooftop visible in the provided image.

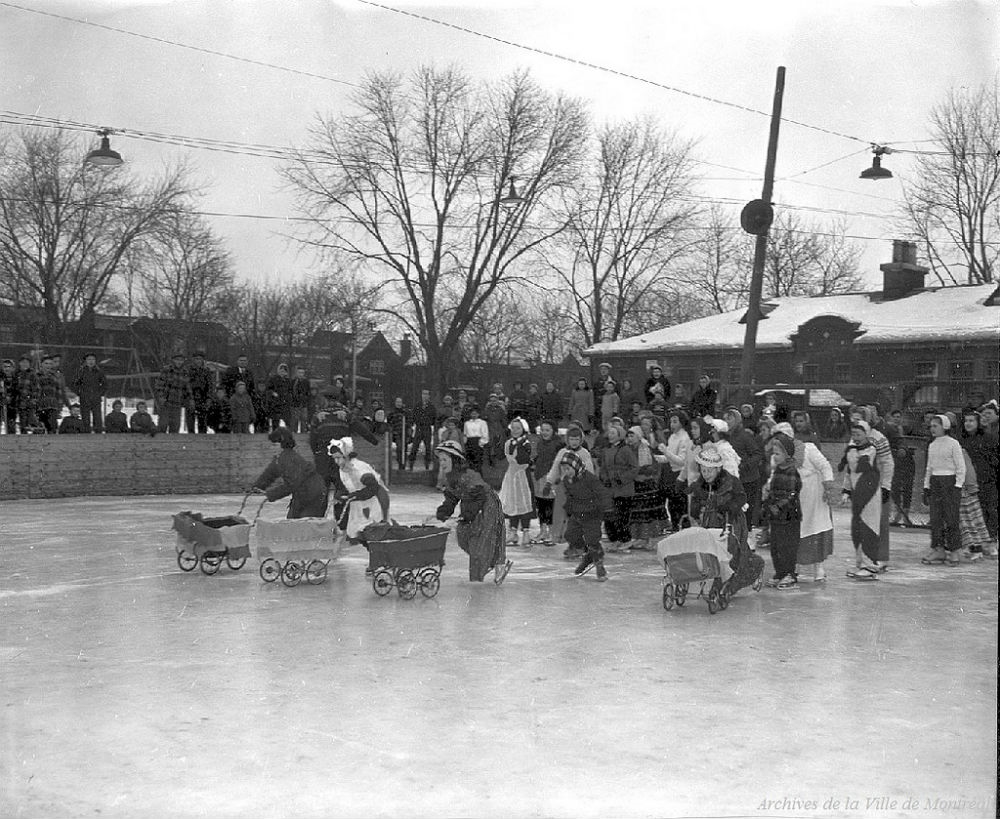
[585,284,1000,355]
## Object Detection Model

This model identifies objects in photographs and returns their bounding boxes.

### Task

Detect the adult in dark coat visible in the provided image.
[72,353,106,433]
[643,365,671,404]
[1,358,16,432]
[290,366,312,433]
[186,351,215,434]
[408,389,437,469]
[104,400,129,433]
[265,363,295,431]
[154,353,191,434]
[221,354,256,398]
[689,375,717,419]
[539,381,564,426]
[252,428,329,519]
[14,355,40,432]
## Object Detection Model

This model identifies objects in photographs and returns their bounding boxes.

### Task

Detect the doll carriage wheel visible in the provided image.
[259,558,281,583]
[707,582,722,614]
[418,567,441,599]
[226,553,247,571]
[372,568,394,597]
[280,560,304,587]
[674,583,689,607]
[306,560,328,585]
[396,569,418,600]
[177,550,199,572]
[199,552,223,575]
[751,568,765,592]
[662,582,675,611]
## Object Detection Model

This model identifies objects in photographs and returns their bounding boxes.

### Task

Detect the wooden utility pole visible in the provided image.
[739,66,786,393]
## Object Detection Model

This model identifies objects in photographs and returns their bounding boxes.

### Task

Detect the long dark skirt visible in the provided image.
[456,490,506,581]
[630,478,662,539]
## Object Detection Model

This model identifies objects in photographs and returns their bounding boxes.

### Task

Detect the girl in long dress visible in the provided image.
[328,437,389,540]
[499,418,535,547]
[433,441,512,584]
[841,420,884,580]
[794,438,836,582]
[626,425,660,549]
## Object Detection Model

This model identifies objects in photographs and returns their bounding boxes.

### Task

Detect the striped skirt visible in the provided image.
[959,487,991,551]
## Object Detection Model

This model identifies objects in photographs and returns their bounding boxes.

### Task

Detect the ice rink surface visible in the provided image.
[2,488,997,819]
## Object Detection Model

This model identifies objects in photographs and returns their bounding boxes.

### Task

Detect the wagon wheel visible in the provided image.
[306,560,328,585]
[226,553,247,571]
[280,561,304,587]
[259,558,281,583]
[419,567,440,599]
[675,583,688,607]
[372,569,394,597]
[396,569,417,600]
[662,582,675,611]
[176,550,199,572]
[199,553,223,575]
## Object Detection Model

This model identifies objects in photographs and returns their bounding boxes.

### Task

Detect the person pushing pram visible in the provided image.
[686,446,765,595]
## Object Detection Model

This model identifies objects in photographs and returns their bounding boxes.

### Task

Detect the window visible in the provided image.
[727,366,740,384]
[677,368,696,386]
[915,362,937,380]
[986,360,1000,381]
[913,385,940,405]
[950,360,973,380]
[833,363,852,384]
[948,383,970,405]
[369,359,385,375]
[802,364,819,384]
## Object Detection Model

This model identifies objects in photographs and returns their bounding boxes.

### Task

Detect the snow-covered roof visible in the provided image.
[585,285,1000,355]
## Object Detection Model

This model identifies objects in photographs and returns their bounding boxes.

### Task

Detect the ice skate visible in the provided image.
[493,559,512,585]
[573,551,595,576]
[920,547,946,565]
[594,559,607,582]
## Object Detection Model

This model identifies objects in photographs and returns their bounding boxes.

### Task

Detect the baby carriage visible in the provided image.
[657,523,737,614]
[252,515,345,587]
[171,494,264,575]
[363,522,449,600]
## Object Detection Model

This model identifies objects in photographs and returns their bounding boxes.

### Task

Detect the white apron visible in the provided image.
[339,458,388,538]
[499,439,534,517]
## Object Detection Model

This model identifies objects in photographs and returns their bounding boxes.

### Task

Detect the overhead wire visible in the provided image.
[0,1,359,88]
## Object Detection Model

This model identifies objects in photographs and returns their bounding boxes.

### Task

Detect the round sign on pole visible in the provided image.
[740,199,774,236]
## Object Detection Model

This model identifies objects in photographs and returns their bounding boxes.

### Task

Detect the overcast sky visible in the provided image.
[2,0,996,291]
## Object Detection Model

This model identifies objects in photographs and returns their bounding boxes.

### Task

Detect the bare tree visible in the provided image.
[131,211,234,321]
[902,80,1000,284]
[540,116,702,347]
[762,213,863,298]
[284,66,589,393]
[679,204,749,314]
[0,128,194,341]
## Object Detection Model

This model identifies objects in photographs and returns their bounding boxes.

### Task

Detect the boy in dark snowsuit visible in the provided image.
[560,450,614,581]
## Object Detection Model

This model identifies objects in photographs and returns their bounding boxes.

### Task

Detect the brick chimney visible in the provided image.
[880,240,928,300]
[399,333,412,363]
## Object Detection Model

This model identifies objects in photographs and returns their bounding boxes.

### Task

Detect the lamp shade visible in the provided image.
[498,178,522,207]
[86,134,123,167]
[860,153,892,180]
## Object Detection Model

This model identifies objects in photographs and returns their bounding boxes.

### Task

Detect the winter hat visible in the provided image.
[770,432,796,458]
[628,425,644,439]
[934,414,951,431]
[565,423,585,440]
[508,417,527,436]
[850,419,872,435]
[773,421,794,438]
[708,418,730,434]
[559,450,586,479]
[327,437,355,456]
[695,446,724,469]
[434,440,467,462]
[268,427,296,449]
[944,411,958,430]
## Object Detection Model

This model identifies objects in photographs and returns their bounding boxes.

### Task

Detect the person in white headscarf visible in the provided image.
[328,437,389,540]
[708,418,741,479]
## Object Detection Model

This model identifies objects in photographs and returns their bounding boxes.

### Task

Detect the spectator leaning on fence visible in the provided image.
[105,400,129,434]
[130,401,156,435]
